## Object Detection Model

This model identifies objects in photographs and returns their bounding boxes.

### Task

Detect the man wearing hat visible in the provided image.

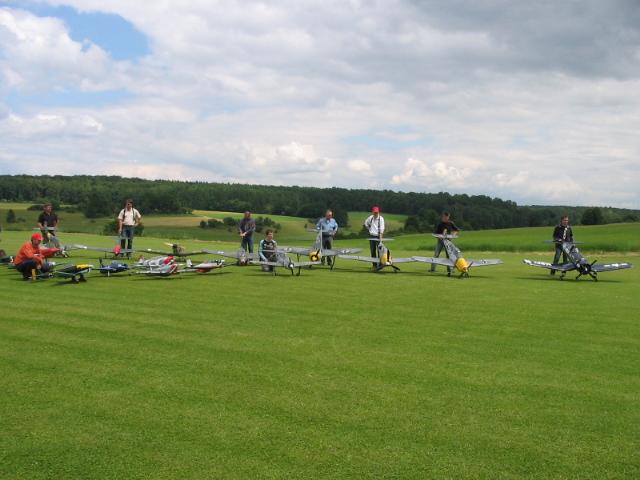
[14,233,52,280]
[363,206,385,267]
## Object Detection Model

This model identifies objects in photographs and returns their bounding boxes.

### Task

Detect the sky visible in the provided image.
[1,0,639,208]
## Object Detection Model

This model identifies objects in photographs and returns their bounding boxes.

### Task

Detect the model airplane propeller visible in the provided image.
[341,238,416,272]
[412,234,503,278]
[523,240,632,281]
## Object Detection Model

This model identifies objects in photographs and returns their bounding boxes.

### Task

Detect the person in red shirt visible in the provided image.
[14,233,52,280]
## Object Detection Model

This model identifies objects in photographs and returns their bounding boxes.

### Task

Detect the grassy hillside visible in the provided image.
[393,223,640,253]
[0,228,637,479]
[2,202,638,252]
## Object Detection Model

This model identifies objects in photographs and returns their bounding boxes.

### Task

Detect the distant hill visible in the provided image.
[1,175,638,231]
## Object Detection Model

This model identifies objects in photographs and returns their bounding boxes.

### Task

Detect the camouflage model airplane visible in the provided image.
[279,229,362,269]
[341,238,416,272]
[413,234,503,278]
[523,240,633,281]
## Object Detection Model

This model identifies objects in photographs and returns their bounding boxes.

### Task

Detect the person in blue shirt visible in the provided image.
[316,209,338,265]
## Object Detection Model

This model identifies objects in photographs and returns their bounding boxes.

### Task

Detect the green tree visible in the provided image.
[581,207,604,225]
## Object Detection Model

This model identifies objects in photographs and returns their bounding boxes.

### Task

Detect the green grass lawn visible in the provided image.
[0,228,638,479]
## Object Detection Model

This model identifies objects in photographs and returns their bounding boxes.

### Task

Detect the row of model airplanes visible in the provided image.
[2,228,633,283]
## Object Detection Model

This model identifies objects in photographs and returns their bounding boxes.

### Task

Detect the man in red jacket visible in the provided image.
[14,233,52,280]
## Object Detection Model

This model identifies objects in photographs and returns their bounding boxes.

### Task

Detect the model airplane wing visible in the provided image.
[390,257,418,263]
[339,254,380,263]
[412,256,455,267]
[293,260,322,267]
[325,247,363,256]
[522,259,575,272]
[136,247,205,257]
[279,246,312,255]
[467,259,503,267]
[591,262,633,273]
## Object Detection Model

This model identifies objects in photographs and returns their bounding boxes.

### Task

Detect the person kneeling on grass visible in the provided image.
[259,229,278,272]
[14,233,52,280]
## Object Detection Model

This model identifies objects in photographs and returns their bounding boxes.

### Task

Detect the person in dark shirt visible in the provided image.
[238,211,257,253]
[37,203,60,248]
[259,229,278,272]
[550,215,573,275]
[431,211,460,273]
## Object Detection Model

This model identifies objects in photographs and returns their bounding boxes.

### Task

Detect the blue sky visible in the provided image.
[1,1,639,208]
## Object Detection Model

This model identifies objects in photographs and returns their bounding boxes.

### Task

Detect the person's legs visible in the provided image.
[369,239,379,267]
[16,260,38,279]
[49,233,61,249]
[323,236,333,265]
[550,245,563,275]
[431,240,443,272]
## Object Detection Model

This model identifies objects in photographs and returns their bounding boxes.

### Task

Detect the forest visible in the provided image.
[0,175,637,231]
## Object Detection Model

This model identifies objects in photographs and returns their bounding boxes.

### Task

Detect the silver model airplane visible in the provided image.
[258,251,320,276]
[413,234,503,278]
[523,240,633,281]
[67,243,134,258]
[136,242,206,258]
[202,248,258,266]
[341,238,416,272]
[279,229,362,270]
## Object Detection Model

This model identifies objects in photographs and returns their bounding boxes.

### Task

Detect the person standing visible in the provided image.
[117,199,142,255]
[238,211,256,253]
[316,209,338,265]
[14,232,51,280]
[364,206,385,267]
[431,212,460,273]
[550,215,573,275]
[37,203,60,248]
[259,229,278,272]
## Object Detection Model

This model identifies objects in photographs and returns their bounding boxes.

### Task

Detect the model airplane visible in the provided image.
[202,248,258,266]
[341,238,416,272]
[135,242,206,258]
[67,243,134,258]
[258,251,320,276]
[523,240,633,281]
[52,263,94,283]
[413,234,503,277]
[180,258,226,273]
[0,249,13,264]
[96,259,130,276]
[279,229,362,269]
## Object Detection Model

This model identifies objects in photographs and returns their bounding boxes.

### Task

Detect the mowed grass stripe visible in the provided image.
[1,233,639,478]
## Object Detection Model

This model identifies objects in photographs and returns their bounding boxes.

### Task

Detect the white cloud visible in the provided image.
[0,1,639,207]
[347,159,372,175]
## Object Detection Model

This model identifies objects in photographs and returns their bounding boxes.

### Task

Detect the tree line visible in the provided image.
[0,175,637,231]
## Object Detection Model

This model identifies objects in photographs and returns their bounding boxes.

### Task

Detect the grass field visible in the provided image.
[0,204,407,242]
[1,227,638,479]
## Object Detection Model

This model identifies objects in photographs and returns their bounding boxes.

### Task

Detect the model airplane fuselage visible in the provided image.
[413,234,503,277]
[341,238,415,272]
